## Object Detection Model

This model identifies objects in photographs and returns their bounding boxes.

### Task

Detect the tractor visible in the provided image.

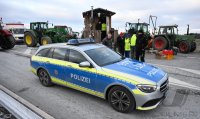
[0,18,15,49]
[24,22,72,47]
[152,25,196,53]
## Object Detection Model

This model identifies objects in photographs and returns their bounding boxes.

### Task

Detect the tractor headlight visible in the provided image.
[137,84,157,93]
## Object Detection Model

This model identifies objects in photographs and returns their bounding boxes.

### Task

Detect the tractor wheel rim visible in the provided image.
[155,39,164,49]
[26,35,32,45]
[180,42,187,52]
[111,90,130,111]
[42,39,48,45]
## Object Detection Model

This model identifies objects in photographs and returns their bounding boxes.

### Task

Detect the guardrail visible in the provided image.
[0,85,55,119]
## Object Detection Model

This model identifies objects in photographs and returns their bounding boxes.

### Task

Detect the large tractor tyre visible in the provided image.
[40,36,52,45]
[190,41,196,52]
[178,40,191,53]
[1,36,15,49]
[24,32,37,47]
[153,36,168,51]
[108,86,135,113]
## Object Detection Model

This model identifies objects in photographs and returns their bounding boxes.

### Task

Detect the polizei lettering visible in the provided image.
[70,73,90,84]
[147,68,159,76]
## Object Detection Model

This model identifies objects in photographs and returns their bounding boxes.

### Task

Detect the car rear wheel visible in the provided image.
[108,86,135,113]
[38,69,53,87]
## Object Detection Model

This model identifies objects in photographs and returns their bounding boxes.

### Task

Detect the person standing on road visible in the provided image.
[116,32,125,56]
[124,34,131,58]
[130,31,136,59]
[102,33,112,49]
[135,30,147,62]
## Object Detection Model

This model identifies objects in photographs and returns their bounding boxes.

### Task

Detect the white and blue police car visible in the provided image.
[30,38,168,113]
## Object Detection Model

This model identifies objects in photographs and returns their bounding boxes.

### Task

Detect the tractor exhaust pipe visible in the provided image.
[187,24,189,35]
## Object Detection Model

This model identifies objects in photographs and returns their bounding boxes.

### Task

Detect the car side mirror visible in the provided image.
[79,61,91,68]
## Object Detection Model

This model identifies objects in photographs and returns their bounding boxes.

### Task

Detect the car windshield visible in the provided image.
[85,47,123,66]
[12,28,24,34]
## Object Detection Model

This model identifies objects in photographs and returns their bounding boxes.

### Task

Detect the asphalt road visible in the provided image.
[0,48,200,119]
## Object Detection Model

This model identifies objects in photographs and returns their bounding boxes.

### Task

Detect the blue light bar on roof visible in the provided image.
[67,38,95,45]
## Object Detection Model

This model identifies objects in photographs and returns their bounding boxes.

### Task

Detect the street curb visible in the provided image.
[0,84,55,119]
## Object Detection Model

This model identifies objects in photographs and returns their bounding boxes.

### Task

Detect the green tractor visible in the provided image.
[152,25,196,53]
[24,22,71,47]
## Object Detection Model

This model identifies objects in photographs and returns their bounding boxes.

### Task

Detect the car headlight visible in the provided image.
[137,84,157,93]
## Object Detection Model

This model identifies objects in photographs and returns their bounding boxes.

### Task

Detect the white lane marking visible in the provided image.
[178,68,200,76]
[8,50,32,57]
[24,48,32,54]
[169,77,200,91]
[187,57,196,59]
[151,63,200,75]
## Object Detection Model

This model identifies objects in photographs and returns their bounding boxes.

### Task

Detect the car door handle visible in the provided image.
[67,65,72,67]
[46,61,50,63]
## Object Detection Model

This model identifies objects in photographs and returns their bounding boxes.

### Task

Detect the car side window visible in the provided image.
[47,48,54,58]
[36,48,50,57]
[69,50,87,64]
[52,48,67,60]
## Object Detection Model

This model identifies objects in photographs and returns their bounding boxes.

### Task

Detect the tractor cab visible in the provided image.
[126,22,149,35]
[30,22,48,31]
[158,26,178,35]
[158,25,178,35]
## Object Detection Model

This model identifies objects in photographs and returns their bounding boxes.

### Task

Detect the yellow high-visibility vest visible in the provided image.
[125,38,131,51]
[101,23,106,31]
[131,34,136,46]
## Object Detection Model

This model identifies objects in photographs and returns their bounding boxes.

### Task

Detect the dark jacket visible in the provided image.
[136,33,147,51]
[102,37,112,49]
[116,35,125,49]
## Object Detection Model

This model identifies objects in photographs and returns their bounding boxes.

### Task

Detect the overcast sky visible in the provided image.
[1,0,200,34]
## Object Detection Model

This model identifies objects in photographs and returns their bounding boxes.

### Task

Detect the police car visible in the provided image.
[30,38,168,113]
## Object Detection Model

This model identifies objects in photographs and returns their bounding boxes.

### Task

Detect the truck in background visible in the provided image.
[3,23,25,43]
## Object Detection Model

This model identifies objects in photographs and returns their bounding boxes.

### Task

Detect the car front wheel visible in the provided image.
[108,86,135,113]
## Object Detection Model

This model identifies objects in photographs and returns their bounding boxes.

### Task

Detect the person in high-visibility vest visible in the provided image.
[101,23,107,31]
[124,34,131,58]
[130,32,136,59]
[101,23,107,41]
